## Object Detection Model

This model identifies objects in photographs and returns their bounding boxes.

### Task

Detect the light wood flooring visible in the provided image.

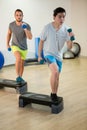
[0,57,87,130]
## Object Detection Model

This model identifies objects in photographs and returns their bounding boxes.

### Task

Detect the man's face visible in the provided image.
[14,11,23,22]
[54,12,66,25]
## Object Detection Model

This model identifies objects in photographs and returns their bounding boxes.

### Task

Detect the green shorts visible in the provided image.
[11,46,28,60]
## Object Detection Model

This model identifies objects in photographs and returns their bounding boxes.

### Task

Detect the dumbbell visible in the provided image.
[8,48,11,51]
[67,28,75,41]
[39,59,44,64]
[22,23,27,30]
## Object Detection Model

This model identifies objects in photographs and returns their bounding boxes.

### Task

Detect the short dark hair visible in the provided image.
[53,7,66,17]
[15,9,23,15]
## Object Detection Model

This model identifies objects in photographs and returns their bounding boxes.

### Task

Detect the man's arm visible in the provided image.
[22,23,32,40]
[38,39,44,61]
[67,40,73,49]
[6,29,12,49]
[67,28,75,49]
[24,29,32,40]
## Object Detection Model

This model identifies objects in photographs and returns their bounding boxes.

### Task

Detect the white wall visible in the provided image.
[1,0,86,65]
[0,0,71,49]
[71,0,87,56]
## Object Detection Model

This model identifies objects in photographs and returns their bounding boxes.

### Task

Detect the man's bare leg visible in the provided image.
[49,63,59,102]
[14,51,25,82]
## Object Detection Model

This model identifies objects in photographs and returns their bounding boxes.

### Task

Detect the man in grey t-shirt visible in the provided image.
[6,9,32,82]
[38,7,75,103]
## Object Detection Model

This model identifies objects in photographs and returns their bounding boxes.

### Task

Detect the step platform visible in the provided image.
[19,92,64,114]
[0,78,27,94]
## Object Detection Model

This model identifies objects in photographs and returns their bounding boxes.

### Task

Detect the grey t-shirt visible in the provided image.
[40,23,70,61]
[9,21,31,50]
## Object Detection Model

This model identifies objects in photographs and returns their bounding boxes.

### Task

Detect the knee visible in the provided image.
[53,70,59,79]
[16,56,21,62]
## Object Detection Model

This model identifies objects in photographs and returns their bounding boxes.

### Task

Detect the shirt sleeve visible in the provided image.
[66,32,70,41]
[40,25,47,41]
[65,25,70,42]
[27,23,31,31]
[9,23,12,31]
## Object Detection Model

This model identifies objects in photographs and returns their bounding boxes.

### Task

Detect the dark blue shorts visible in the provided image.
[45,55,62,72]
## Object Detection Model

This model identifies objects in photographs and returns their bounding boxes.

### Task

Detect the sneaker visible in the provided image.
[16,76,25,83]
[20,77,25,82]
[50,93,58,103]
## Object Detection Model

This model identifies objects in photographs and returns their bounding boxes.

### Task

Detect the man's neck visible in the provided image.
[52,22,62,31]
[15,21,22,26]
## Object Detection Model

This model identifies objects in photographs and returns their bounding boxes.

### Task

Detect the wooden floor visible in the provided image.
[0,57,87,130]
